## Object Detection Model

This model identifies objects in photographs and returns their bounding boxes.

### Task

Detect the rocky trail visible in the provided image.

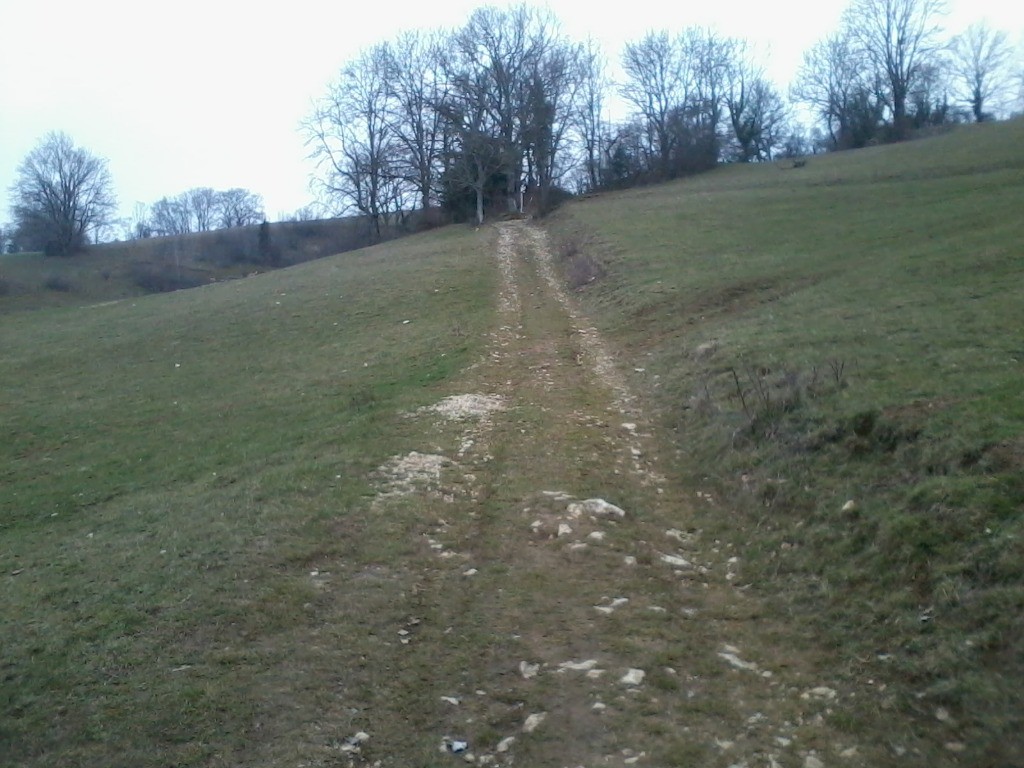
[334,221,882,768]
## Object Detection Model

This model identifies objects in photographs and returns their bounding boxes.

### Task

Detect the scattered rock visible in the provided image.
[463,568,478,577]
[801,686,838,701]
[624,556,637,566]
[496,736,516,753]
[522,712,547,733]
[425,394,504,420]
[839,747,858,758]
[841,499,858,513]
[804,756,825,768]
[441,696,460,706]
[695,340,719,359]
[592,701,606,711]
[620,668,646,686]
[718,647,761,674]
[559,659,599,672]
[588,531,606,542]
[944,742,966,753]
[519,661,540,679]
[341,732,371,753]
[557,523,573,537]
[445,739,469,754]
[659,553,692,568]
[935,707,955,725]
[566,498,626,518]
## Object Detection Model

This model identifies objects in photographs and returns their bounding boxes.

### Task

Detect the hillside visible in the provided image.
[545,117,1024,762]
[2,120,1022,767]
[0,215,419,313]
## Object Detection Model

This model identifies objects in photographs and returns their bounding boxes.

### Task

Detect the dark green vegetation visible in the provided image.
[547,118,1024,760]
[1,226,495,765]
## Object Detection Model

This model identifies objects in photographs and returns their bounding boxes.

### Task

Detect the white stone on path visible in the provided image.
[566,499,626,518]
[519,661,540,679]
[522,712,547,733]
[801,686,838,700]
[559,659,599,672]
[660,553,692,568]
[620,668,646,686]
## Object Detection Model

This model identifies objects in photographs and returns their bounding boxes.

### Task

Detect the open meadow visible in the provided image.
[3,119,1022,766]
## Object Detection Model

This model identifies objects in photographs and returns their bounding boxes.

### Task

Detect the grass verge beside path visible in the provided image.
[1,226,494,766]
[544,119,1024,763]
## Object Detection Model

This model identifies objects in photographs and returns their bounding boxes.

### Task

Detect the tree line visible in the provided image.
[2,136,268,256]
[5,0,1021,256]
[304,0,1021,229]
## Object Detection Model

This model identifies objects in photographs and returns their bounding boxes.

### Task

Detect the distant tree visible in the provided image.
[571,39,608,192]
[792,31,885,149]
[384,30,448,212]
[150,194,192,236]
[129,202,152,239]
[9,131,117,255]
[726,48,789,161]
[949,22,1013,122]
[683,27,735,157]
[306,43,401,239]
[842,0,947,138]
[188,187,218,232]
[216,188,264,228]
[620,30,689,177]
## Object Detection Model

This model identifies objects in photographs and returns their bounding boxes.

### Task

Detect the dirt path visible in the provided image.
[352,221,879,767]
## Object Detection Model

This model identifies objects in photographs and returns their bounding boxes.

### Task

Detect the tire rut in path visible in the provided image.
[365,221,873,768]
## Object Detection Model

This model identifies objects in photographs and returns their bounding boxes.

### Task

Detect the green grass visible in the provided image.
[546,118,1024,759]
[1,225,495,766]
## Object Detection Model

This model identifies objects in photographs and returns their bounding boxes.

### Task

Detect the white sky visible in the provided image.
[1,0,1021,226]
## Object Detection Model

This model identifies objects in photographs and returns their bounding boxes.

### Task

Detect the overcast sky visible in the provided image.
[1,0,1021,227]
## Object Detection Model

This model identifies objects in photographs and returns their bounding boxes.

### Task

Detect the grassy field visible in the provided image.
[3,118,1022,766]
[1,226,496,765]
[546,118,1024,759]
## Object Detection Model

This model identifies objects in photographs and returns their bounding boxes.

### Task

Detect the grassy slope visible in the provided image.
[1,226,495,766]
[546,118,1024,758]
[0,217,395,313]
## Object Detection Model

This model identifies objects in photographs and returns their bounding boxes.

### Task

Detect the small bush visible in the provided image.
[130,264,206,294]
[43,274,73,292]
[559,238,605,289]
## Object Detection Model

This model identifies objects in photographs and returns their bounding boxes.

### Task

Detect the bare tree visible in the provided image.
[620,30,689,177]
[9,131,117,255]
[843,0,947,137]
[188,187,218,232]
[435,55,505,225]
[150,195,193,236]
[217,188,264,228]
[522,31,585,211]
[684,28,735,153]
[306,43,402,239]
[572,39,608,192]
[727,53,789,161]
[949,21,1013,122]
[792,31,884,149]
[384,30,448,212]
